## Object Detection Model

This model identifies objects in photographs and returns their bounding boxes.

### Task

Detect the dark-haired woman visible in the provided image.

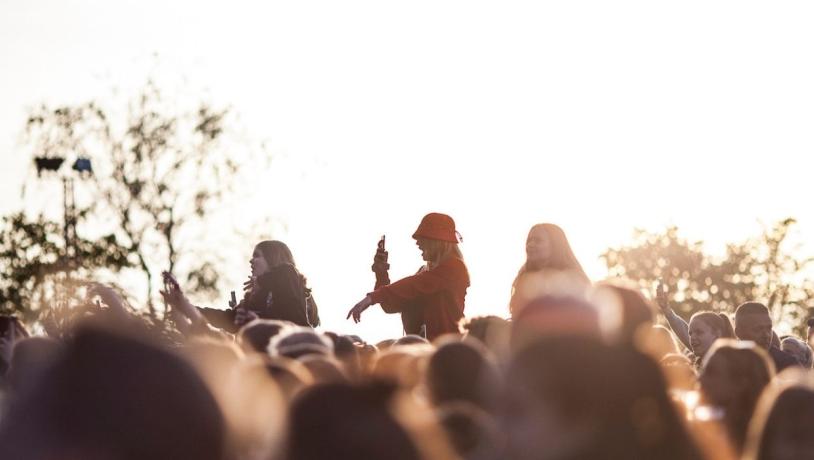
[163,240,319,333]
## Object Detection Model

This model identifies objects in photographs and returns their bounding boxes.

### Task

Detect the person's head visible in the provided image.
[268,327,333,360]
[436,402,501,459]
[523,224,586,275]
[412,213,463,267]
[700,340,774,407]
[287,382,422,460]
[689,311,735,358]
[699,340,774,451]
[590,281,654,345]
[251,240,295,277]
[735,302,774,349]
[511,295,600,351]
[426,339,501,413]
[0,323,225,460]
[743,369,814,460]
[503,336,703,460]
[780,336,813,368]
[237,319,290,355]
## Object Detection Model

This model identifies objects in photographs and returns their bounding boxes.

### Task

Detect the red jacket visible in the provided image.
[369,257,469,341]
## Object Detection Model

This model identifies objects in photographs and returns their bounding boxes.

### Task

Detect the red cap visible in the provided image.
[412,213,460,243]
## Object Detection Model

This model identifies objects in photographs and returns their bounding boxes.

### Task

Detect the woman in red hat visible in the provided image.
[347,213,470,341]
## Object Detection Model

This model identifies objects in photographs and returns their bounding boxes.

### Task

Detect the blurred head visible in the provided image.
[689,312,735,358]
[0,324,225,460]
[700,340,774,408]
[268,327,333,360]
[287,382,422,460]
[298,355,348,384]
[743,369,814,460]
[503,336,702,460]
[511,295,600,351]
[237,319,290,355]
[699,340,774,451]
[252,240,295,277]
[780,336,813,368]
[591,281,654,345]
[426,339,501,413]
[437,402,501,459]
[735,302,773,350]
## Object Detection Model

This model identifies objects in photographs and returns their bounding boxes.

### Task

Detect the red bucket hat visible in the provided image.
[412,213,461,243]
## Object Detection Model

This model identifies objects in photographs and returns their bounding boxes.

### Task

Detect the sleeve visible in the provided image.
[369,262,459,312]
[664,309,691,352]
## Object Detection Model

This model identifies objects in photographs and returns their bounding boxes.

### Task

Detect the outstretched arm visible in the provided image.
[656,281,691,352]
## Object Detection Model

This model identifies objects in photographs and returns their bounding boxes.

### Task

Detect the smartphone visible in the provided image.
[229,290,238,309]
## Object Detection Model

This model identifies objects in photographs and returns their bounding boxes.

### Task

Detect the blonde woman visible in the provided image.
[347,213,470,340]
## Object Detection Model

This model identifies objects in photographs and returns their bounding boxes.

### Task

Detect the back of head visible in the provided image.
[511,295,600,351]
[744,369,814,460]
[691,311,736,339]
[591,281,655,345]
[436,402,500,459]
[505,336,702,460]
[287,381,422,460]
[0,323,225,460]
[700,340,775,451]
[780,336,813,368]
[736,302,771,319]
[269,327,333,360]
[426,339,500,412]
[238,319,290,354]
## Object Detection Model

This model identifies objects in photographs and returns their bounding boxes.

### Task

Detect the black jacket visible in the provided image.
[198,264,317,332]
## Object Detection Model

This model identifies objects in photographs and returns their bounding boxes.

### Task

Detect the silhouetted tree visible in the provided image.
[0,212,132,322]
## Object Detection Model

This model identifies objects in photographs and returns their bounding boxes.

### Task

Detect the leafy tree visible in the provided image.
[0,212,132,322]
[602,218,814,335]
[20,80,269,318]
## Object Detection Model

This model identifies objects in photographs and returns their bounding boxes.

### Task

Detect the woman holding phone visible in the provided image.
[347,213,470,341]
[162,240,319,333]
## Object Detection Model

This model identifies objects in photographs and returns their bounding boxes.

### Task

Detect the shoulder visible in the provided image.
[434,257,470,281]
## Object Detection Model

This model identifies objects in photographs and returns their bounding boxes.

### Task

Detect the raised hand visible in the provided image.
[655,280,671,315]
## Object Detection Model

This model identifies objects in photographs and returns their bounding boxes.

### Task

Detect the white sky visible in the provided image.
[2,0,814,341]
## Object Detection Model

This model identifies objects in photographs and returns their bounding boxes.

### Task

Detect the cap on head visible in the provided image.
[412,213,459,243]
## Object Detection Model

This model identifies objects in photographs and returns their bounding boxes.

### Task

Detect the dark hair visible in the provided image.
[237,319,290,354]
[426,340,500,413]
[690,311,735,338]
[743,371,814,460]
[0,324,225,460]
[700,340,774,452]
[287,382,421,460]
[736,302,770,318]
[506,336,704,460]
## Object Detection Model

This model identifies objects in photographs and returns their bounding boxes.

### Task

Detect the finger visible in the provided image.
[346,310,353,320]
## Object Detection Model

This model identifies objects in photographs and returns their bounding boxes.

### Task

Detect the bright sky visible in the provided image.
[2,1,814,341]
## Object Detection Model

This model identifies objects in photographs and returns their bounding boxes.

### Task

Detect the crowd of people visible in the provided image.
[1,212,813,460]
